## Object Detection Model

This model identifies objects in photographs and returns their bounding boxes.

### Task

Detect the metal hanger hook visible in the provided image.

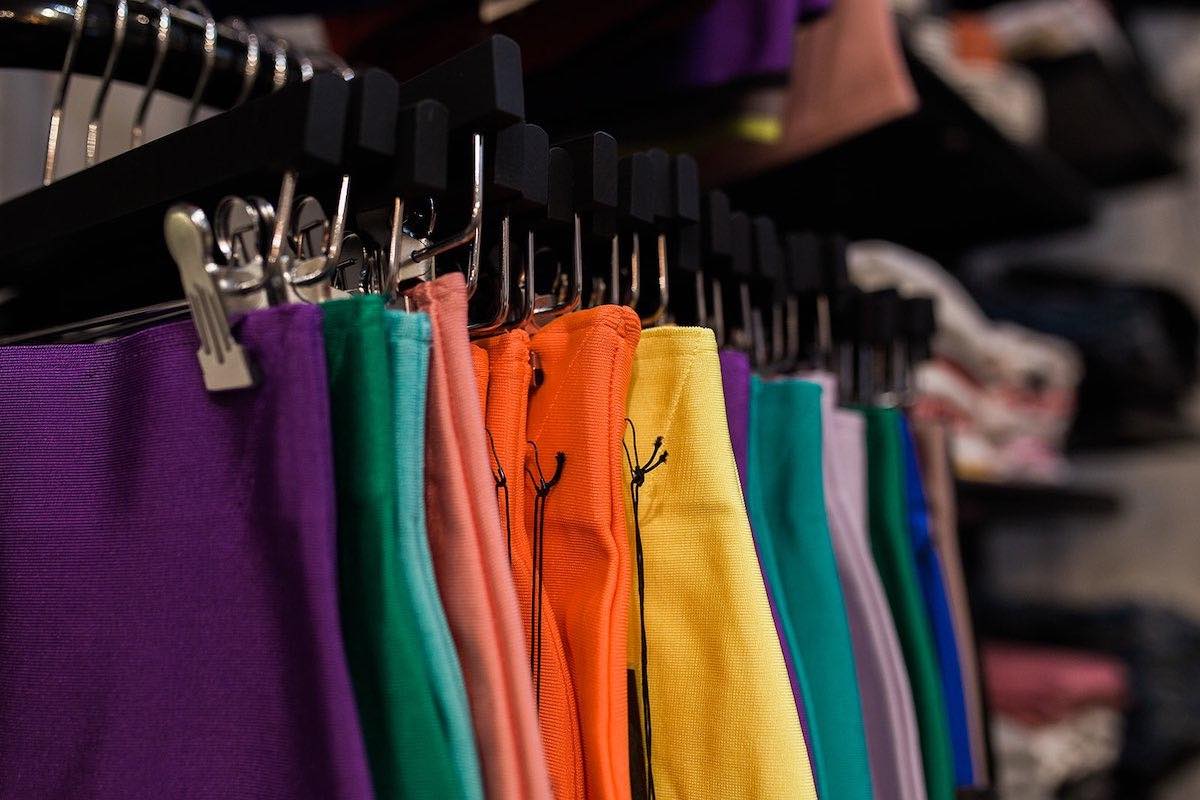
[270,37,288,91]
[131,0,171,148]
[84,0,127,167]
[223,17,260,108]
[43,0,88,185]
[180,0,216,125]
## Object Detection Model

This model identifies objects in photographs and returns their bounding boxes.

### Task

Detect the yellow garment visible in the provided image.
[623,326,818,800]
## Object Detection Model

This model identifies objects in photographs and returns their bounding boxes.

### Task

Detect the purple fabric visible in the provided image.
[0,306,373,800]
[718,348,818,780]
[672,0,802,88]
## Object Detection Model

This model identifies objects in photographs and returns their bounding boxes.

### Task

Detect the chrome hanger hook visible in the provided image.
[181,0,216,125]
[131,0,171,148]
[43,0,88,185]
[85,0,128,166]
[223,17,260,107]
[270,38,288,91]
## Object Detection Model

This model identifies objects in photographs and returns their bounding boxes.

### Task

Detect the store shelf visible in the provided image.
[956,478,1120,527]
[720,48,1095,262]
[1025,51,1183,187]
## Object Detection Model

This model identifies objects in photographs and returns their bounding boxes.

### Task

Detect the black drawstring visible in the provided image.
[525,441,565,712]
[623,418,667,800]
[486,428,512,566]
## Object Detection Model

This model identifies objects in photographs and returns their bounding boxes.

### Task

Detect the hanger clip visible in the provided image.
[165,204,258,392]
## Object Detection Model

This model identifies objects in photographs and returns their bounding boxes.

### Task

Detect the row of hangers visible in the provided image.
[0,2,937,409]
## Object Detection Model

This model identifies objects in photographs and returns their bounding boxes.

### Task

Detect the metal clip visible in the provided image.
[164,204,258,392]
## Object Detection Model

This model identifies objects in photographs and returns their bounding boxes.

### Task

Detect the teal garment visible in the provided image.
[385,310,485,800]
[747,377,875,800]
[322,296,461,799]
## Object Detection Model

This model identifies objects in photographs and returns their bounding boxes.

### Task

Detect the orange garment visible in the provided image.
[407,274,553,800]
[527,306,641,800]
[481,331,585,800]
[472,344,490,413]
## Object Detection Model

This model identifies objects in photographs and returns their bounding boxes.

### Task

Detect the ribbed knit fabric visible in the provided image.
[472,343,490,412]
[480,330,585,800]
[913,421,990,786]
[748,377,874,800]
[804,373,927,800]
[407,274,554,800]
[526,305,640,800]
[897,417,974,787]
[861,407,957,800]
[323,296,462,799]
[386,310,485,800]
[0,306,373,799]
[626,328,817,800]
[718,349,818,778]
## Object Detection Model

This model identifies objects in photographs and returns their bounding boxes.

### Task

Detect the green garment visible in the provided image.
[323,296,461,799]
[748,378,874,800]
[861,407,957,800]
[385,310,484,800]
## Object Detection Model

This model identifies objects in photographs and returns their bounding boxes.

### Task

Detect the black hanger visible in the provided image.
[783,230,822,370]
[387,34,525,306]
[857,288,900,405]
[555,131,617,309]
[701,190,733,347]
[525,144,579,324]
[750,215,784,371]
[726,210,755,355]
[654,152,701,327]
[0,71,350,338]
[898,295,936,402]
[337,68,449,296]
[472,121,548,335]
[616,151,655,315]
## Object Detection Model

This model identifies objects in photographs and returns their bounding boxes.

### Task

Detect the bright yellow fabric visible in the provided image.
[623,326,819,800]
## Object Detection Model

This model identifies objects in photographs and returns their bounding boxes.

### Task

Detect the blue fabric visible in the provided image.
[897,416,974,787]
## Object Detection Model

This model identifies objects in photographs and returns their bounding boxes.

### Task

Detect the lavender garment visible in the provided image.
[803,372,928,800]
[0,306,374,800]
[718,348,818,781]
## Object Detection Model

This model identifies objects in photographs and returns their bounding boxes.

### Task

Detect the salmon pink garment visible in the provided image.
[481,330,586,800]
[407,274,553,800]
[526,306,641,800]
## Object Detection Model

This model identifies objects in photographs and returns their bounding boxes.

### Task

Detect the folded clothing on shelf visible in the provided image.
[849,240,1081,483]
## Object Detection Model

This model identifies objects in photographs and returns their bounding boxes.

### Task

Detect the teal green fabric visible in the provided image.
[322,296,461,799]
[861,407,957,800]
[747,377,874,800]
[385,310,484,800]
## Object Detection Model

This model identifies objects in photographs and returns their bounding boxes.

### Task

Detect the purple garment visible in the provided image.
[672,0,802,88]
[0,306,374,800]
[718,348,818,783]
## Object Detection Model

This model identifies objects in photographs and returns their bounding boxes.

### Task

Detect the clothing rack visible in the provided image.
[0,0,318,109]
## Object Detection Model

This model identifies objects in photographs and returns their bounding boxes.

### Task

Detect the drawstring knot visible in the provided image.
[623,418,665,800]
[526,441,566,712]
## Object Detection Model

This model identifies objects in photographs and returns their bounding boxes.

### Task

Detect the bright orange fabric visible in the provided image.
[471,344,490,413]
[527,306,641,800]
[481,331,585,800]
[407,274,553,800]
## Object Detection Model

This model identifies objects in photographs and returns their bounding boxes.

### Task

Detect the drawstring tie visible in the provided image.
[624,418,667,800]
[486,428,512,566]
[526,441,565,711]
